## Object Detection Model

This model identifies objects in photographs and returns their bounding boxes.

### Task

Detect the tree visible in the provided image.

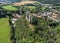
[15,16,34,43]
[15,15,60,43]
[2,5,18,17]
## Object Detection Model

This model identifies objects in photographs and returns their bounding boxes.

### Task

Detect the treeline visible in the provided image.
[15,16,34,43]
[15,16,60,43]
[35,0,60,5]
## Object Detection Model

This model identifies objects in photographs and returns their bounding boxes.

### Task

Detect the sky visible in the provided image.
[0,0,21,2]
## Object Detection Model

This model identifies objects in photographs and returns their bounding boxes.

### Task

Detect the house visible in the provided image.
[33,12,42,18]
[11,14,20,24]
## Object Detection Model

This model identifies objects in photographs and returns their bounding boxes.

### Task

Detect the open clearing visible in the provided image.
[13,1,37,6]
[0,18,11,43]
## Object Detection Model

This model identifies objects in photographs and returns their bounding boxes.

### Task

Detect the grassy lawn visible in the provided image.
[0,18,11,43]
[2,5,18,11]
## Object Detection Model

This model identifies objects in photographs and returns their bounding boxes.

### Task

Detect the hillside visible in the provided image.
[35,0,60,5]
[13,1,38,6]
[0,0,60,5]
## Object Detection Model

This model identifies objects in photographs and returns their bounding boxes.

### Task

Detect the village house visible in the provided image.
[12,13,20,24]
[24,6,60,23]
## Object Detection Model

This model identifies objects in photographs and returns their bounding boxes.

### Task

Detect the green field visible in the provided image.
[2,5,18,11]
[0,18,11,43]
